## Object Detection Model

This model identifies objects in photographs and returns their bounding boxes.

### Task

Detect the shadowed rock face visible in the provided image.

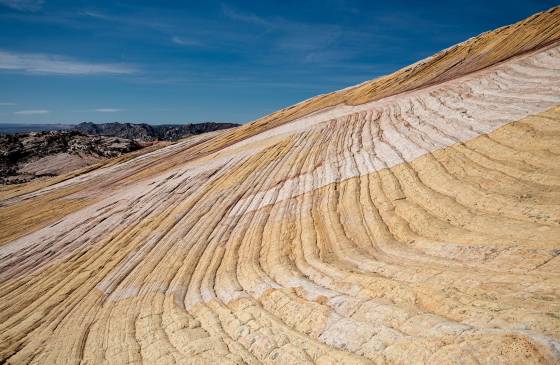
[74,122,241,141]
[1,7,560,365]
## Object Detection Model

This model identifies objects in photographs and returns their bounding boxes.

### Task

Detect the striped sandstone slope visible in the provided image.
[1,6,560,365]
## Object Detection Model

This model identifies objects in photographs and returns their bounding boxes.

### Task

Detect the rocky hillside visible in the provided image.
[0,122,240,184]
[0,131,141,184]
[74,121,240,141]
[0,7,559,365]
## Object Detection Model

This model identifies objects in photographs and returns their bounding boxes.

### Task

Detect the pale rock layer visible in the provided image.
[1,9,560,365]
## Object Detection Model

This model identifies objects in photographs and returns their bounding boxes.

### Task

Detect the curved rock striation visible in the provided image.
[1,7,560,365]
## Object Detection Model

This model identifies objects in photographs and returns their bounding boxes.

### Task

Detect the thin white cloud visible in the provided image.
[0,0,44,11]
[171,36,200,47]
[95,108,123,113]
[80,9,171,32]
[221,4,270,27]
[79,10,111,20]
[14,109,49,115]
[0,50,137,75]
[0,102,16,106]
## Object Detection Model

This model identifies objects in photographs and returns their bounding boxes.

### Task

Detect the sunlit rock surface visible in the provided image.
[1,7,560,365]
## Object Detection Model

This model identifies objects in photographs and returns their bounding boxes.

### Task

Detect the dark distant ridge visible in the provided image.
[0,122,240,141]
[74,122,240,141]
[0,123,73,134]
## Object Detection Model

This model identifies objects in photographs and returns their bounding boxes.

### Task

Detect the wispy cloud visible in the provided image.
[0,102,16,106]
[0,50,137,75]
[0,0,44,12]
[95,108,123,113]
[171,36,200,47]
[79,9,172,32]
[14,109,49,115]
[221,4,270,27]
[219,4,365,66]
[79,10,111,21]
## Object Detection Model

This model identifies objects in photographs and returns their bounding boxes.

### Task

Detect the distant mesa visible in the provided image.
[0,123,72,134]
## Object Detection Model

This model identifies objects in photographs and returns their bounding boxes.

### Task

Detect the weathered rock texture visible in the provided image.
[0,131,142,184]
[1,7,560,365]
[74,122,241,141]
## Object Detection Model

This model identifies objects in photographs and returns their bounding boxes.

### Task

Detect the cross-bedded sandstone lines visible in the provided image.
[1,11,560,365]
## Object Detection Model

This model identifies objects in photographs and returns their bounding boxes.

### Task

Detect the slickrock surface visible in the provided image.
[1,7,560,365]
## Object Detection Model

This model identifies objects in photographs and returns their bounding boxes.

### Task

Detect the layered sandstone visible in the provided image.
[1,7,560,365]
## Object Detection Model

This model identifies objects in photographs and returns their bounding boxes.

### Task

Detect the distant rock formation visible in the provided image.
[0,123,73,134]
[0,131,141,184]
[73,122,240,141]
[0,122,240,184]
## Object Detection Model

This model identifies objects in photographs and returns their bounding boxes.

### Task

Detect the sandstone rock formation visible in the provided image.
[0,131,142,184]
[1,7,560,365]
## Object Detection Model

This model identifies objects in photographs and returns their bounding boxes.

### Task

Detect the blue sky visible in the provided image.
[0,0,556,124]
